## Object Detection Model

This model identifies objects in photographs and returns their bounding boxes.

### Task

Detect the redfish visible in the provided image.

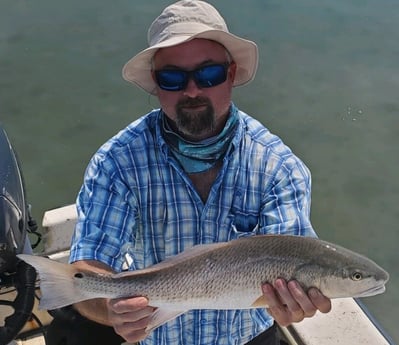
[18,235,389,331]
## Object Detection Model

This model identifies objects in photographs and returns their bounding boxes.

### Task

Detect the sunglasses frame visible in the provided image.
[154,63,231,92]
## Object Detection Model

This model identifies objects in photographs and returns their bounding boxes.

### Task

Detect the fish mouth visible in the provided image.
[353,283,386,298]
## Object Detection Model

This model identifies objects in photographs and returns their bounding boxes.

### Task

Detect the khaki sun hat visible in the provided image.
[122,0,259,95]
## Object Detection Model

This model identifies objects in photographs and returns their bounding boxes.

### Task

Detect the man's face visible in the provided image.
[152,39,236,141]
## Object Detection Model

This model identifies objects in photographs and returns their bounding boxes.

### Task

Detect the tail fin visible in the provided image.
[17,254,90,310]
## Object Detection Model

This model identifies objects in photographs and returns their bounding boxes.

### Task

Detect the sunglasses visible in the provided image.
[154,63,230,91]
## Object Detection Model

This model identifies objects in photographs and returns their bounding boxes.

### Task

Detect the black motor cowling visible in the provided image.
[0,125,37,344]
[0,125,29,273]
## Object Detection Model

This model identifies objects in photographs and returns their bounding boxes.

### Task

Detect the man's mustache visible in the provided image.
[176,97,210,109]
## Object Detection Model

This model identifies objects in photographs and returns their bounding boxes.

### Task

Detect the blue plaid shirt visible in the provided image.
[70,104,316,345]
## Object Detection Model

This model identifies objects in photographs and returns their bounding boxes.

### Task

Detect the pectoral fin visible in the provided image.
[146,308,187,333]
[251,295,269,308]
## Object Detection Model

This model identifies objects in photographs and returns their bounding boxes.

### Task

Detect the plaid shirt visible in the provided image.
[70,104,316,345]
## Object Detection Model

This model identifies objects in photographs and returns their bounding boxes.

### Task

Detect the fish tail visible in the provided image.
[17,254,89,310]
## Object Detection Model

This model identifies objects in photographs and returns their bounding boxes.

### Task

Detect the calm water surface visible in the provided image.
[1,0,398,342]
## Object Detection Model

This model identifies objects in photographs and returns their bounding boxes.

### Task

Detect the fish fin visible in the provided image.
[251,295,269,308]
[17,254,90,310]
[146,308,187,333]
[115,242,232,277]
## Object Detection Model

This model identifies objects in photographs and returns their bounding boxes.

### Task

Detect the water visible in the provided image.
[1,0,398,342]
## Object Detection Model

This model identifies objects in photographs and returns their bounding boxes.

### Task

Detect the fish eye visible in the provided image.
[351,272,363,281]
[74,272,84,279]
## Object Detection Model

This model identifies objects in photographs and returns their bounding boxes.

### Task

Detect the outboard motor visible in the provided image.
[0,125,38,344]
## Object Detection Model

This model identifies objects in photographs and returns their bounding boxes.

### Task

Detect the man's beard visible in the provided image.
[175,97,215,138]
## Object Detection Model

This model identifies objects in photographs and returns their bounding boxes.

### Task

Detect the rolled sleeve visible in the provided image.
[260,154,316,237]
[69,153,139,271]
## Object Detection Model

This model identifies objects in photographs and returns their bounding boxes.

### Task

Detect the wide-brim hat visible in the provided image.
[122,0,259,95]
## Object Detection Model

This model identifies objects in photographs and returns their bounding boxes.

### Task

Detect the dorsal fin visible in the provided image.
[113,241,231,278]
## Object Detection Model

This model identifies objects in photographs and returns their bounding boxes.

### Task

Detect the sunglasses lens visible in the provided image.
[195,64,227,88]
[155,64,229,91]
[155,70,187,91]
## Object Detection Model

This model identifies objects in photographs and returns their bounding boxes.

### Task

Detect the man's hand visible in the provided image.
[107,296,155,343]
[262,279,332,327]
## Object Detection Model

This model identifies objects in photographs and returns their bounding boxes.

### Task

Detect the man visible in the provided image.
[65,1,331,344]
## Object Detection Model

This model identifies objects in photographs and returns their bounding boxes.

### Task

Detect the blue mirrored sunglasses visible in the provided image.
[154,63,230,91]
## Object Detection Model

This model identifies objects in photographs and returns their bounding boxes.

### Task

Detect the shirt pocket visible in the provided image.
[221,213,260,241]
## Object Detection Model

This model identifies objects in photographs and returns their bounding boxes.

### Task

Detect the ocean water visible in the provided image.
[0,0,398,342]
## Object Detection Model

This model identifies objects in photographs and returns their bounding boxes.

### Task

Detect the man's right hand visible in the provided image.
[107,296,155,343]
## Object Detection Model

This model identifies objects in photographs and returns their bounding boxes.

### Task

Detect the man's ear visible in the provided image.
[228,62,237,83]
[151,69,157,82]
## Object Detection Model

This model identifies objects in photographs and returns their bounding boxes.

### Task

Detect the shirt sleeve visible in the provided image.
[69,151,139,271]
[259,154,317,237]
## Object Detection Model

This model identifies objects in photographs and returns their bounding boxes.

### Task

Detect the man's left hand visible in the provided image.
[262,279,332,327]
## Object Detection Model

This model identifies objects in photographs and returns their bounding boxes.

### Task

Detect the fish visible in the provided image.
[18,235,389,332]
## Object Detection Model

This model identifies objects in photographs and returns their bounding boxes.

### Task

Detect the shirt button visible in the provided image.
[200,319,207,325]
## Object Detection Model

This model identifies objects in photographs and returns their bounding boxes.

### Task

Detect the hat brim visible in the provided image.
[122,30,258,95]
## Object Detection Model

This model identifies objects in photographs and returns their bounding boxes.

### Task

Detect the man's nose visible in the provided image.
[183,77,202,98]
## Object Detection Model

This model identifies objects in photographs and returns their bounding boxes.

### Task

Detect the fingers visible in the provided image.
[286,281,317,318]
[107,296,155,343]
[262,279,331,327]
[263,280,305,326]
[308,287,332,314]
[109,296,151,316]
